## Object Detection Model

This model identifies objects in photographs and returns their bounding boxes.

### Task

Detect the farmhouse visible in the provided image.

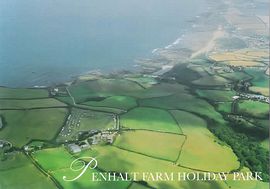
[67,143,81,154]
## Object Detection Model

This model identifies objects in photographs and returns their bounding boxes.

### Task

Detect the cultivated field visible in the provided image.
[113,130,185,161]
[0,87,49,99]
[120,107,181,134]
[0,108,68,147]
[0,98,66,109]
[171,110,240,172]
[0,152,57,189]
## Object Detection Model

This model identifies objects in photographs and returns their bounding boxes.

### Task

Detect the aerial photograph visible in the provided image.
[0,0,269,189]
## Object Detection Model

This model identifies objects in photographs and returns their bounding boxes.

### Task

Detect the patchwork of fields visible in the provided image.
[0,69,268,189]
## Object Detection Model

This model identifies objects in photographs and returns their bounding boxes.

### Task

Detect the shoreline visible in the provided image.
[1,0,269,89]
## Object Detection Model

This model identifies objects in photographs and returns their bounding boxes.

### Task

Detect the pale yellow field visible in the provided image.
[249,86,269,96]
[79,145,229,189]
[113,130,186,161]
[209,50,268,67]
[171,110,240,172]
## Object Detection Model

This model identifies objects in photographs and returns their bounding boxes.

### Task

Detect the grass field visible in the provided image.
[33,147,130,189]
[217,102,232,113]
[192,75,230,86]
[120,107,181,134]
[196,89,236,102]
[171,110,239,172]
[237,100,269,118]
[82,96,137,110]
[131,83,188,99]
[113,130,185,161]
[226,167,269,189]
[0,87,48,99]
[139,94,226,124]
[0,98,66,109]
[245,68,269,96]
[0,152,57,189]
[68,79,143,103]
[56,96,74,105]
[79,111,115,131]
[126,76,158,88]
[209,51,267,67]
[0,108,68,147]
[249,86,269,96]
[220,72,252,81]
[79,145,229,189]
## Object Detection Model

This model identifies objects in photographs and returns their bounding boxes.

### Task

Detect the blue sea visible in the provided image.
[0,0,207,87]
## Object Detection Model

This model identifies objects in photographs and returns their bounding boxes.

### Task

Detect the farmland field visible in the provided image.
[192,75,230,86]
[79,145,229,189]
[237,100,269,118]
[219,72,252,81]
[0,98,66,109]
[82,96,137,110]
[0,152,57,189]
[68,79,143,103]
[33,147,130,189]
[0,87,49,99]
[171,110,240,172]
[245,68,269,96]
[196,89,236,102]
[120,107,181,134]
[79,111,115,131]
[139,94,226,124]
[113,130,185,161]
[0,108,68,147]
[217,102,232,113]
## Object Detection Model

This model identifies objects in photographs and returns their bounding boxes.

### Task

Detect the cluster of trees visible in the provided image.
[207,119,269,181]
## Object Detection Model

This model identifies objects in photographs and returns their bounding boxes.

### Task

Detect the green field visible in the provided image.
[139,94,226,124]
[245,68,269,96]
[196,89,236,102]
[33,147,130,189]
[226,167,269,189]
[68,79,143,103]
[0,98,66,109]
[0,87,48,99]
[126,76,158,88]
[245,69,269,88]
[217,102,232,113]
[171,110,240,172]
[0,108,68,147]
[82,96,137,110]
[79,145,229,189]
[113,130,185,161]
[131,83,188,99]
[192,75,230,86]
[56,96,74,105]
[0,152,57,189]
[120,107,181,134]
[80,111,115,131]
[220,72,252,81]
[237,100,269,118]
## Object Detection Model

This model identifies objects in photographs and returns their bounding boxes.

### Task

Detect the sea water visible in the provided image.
[0,0,207,87]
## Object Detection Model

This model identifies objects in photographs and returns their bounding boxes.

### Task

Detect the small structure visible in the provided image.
[232,96,240,100]
[67,143,81,154]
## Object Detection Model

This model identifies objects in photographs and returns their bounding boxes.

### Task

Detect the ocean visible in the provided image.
[0,0,207,87]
